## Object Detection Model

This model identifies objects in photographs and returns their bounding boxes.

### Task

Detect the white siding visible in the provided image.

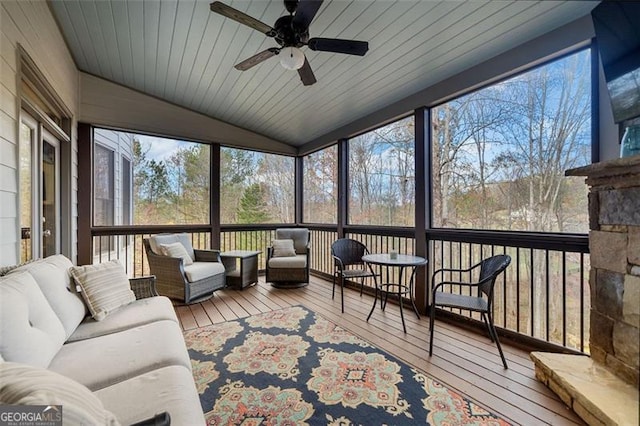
[0,1,79,266]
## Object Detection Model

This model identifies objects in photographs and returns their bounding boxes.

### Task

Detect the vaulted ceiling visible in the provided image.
[49,0,597,147]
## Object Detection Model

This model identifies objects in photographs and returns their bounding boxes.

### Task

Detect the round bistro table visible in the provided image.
[362,253,427,333]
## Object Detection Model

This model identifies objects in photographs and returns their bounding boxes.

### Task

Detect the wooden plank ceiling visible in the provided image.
[49,0,597,147]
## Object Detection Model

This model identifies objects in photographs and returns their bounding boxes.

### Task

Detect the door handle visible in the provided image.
[43,229,51,237]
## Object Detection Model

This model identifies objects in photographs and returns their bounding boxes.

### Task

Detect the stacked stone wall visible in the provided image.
[583,160,640,386]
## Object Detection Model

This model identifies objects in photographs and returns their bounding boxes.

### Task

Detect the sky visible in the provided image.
[138,134,192,161]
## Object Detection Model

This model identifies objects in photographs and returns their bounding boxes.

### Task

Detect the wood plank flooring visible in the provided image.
[175,275,584,426]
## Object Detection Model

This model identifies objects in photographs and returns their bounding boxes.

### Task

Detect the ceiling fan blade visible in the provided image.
[235,48,280,71]
[210,1,276,36]
[292,0,323,30]
[298,57,317,86]
[308,38,369,56]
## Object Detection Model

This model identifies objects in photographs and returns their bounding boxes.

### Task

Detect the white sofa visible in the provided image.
[0,255,205,425]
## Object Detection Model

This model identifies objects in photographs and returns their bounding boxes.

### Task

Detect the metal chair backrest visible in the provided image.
[331,238,369,267]
[479,254,511,298]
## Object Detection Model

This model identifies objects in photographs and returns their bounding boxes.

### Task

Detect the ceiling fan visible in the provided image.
[209,0,369,86]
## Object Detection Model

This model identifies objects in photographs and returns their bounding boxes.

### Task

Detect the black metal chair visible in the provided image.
[331,238,377,313]
[429,254,511,368]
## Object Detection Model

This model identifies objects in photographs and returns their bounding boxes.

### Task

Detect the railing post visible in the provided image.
[77,123,93,266]
[414,107,430,313]
[211,144,221,249]
[295,155,303,225]
[337,138,348,239]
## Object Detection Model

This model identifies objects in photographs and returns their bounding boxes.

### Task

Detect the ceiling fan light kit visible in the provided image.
[280,47,305,70]
[210,0,368,86]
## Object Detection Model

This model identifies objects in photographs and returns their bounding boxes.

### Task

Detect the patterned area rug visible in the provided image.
[184,305,510,425]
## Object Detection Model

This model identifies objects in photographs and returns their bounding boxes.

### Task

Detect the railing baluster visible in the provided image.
[530,248,535,338]
[562,251,567,347]
[516,247,521,334]
[580,252,585,352]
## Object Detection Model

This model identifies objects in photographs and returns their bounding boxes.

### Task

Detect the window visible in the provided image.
[93,144,114,227]
[303,146,337,223]
[348,117,415,226]
[122,157,131,226]
[220,148,295,224]
[93,143,114,254]
[431,49,591,233]
[134,134,210,225]
[93,128,211,226]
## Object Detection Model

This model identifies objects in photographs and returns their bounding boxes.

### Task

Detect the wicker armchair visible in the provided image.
[143,234,225,303]
[266,228,310,288]
[129,275,160,299]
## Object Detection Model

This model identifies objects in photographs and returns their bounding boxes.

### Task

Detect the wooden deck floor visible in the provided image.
[174,275,584,426]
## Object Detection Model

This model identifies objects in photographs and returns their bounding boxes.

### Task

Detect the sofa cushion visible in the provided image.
[267,254,308,269]
[0,272,66,368]
[69,260,136,321]
[183,261,226,283]
[272,239,297,257]
[160,242,194,265]
[7,254,87,339]
[0,362,120,425]
[149,233,195,260]
[95,365,205,425]
[67,296,178,342]
[49,320,192,391]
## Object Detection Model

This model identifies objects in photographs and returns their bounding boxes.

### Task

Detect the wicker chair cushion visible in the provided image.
[272,239,297,257]
[148,233,195,260]
[267,254,307,269]
[159,242,193,266]
[69,261,136,321]
[183,262,226,282]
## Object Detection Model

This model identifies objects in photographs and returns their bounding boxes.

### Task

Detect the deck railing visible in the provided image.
[90,224,589,353]
[428,229,590,353]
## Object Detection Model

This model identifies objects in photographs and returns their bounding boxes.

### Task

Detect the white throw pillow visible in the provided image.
[160,242,194,266]
[0,362,120,425]
[272,239,297,257]
[69,260,135,321]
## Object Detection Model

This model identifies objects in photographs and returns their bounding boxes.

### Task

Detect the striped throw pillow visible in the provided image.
[69,260,135,321]
[0,362,120,425]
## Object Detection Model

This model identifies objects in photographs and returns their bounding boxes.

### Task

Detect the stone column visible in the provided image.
[567,156,640,386]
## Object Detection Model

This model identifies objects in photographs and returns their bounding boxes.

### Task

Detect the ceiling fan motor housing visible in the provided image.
[274,15,309,47]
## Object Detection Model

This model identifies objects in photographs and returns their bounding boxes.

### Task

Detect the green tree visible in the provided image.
[220,148,255,223]
[237,183,271,224]
[167,145,210,224]
[132,139,172,224]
